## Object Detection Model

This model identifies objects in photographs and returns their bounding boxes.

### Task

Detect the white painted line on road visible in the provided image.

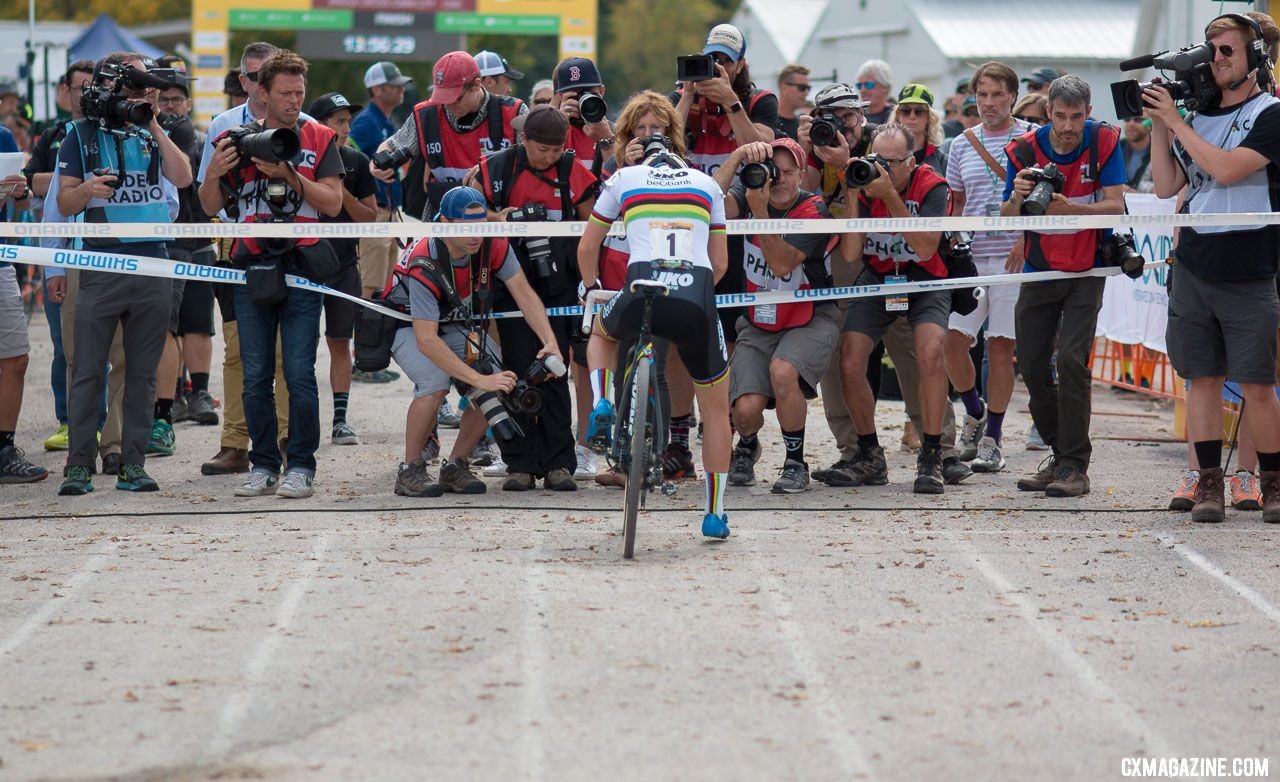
[208,533,333,759]
[520,551,549,781]
[0,541,116,660]
[1154,534,1280,627]
[950,535,1182,760]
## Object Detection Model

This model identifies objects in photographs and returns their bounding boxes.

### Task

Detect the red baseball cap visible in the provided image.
[429,51,480,105]
[770,137,806,169]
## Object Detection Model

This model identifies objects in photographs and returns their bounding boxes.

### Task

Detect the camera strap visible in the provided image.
[964,128,1008,181]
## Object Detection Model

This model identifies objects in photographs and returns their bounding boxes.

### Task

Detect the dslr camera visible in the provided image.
[1111,42,1220,120]
[371,146,413,172]
[81,62,169,130]
[740,159,777,190]
[567,92,608,124]
[1100,232,1147,280]
[1018,162,1066,216]
[461,356,524,443]
[677,54,717,83]
[508,355,569,416]
[507,202,557,279]
[225,125,301,165]
[809,111,843,148]
[845,154,886,187]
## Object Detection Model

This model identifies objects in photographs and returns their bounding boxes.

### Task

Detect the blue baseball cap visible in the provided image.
[435,186,488,221]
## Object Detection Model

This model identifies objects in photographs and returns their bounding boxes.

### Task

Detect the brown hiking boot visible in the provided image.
[439,458,486,494]
[1045,462,1091,498]
[595,466,625,488]
[1191,467,1226,523]
[201,447,250,475]
[1016,456,1058,492]
[1261,470,1280,524]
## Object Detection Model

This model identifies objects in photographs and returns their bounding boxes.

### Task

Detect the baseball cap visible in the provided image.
[814,83,868,111]
[364,61,413,89]
[308,92,363,121]
[0,81,21,99]
[1021,67,1060,87]
[897,83,934,107]
[955,77,972,94]
[703,23,748,62]
[435,186,488,221]
[429,52,480,105]
[770,137,805,168]
[554,57,602,93]
[961,94,978,111]
[474,51,524,81]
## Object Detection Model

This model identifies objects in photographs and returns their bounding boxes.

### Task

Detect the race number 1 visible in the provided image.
[650,221,695,264]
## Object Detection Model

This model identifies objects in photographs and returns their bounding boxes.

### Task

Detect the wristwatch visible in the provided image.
[728,102,744,114]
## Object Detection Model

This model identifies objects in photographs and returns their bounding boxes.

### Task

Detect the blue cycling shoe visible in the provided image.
[701,513,730,539]
[586,399,615,452]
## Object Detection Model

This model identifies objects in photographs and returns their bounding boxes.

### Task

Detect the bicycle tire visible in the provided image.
[622,354,651,559]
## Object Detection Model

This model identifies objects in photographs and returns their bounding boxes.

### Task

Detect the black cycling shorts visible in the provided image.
[322,264,361,340]
[599,262,729,387]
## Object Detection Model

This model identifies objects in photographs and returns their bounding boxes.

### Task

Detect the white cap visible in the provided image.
[474,51,524,80]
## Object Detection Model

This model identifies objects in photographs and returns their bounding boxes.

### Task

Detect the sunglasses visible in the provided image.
[1015,113,1045,124]
[897,105,929,116]
[533,97,552,105]
[855,80,878,90]
[244,71,259,83]
[785,82,810,93]
[962,108,979,117]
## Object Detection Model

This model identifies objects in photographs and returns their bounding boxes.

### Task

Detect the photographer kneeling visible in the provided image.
[476,105,597,491]
[198,50,344,499]
[381,186,563,497]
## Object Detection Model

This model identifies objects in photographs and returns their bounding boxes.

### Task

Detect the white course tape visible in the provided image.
[0,210,1276,238]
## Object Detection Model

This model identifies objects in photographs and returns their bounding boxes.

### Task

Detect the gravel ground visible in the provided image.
[2,313,1277,781]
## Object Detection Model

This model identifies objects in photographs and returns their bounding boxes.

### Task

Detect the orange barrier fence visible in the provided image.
[1089,338,1183,401]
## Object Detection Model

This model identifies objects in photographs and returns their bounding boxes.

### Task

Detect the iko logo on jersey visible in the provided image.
[651,270,695,289]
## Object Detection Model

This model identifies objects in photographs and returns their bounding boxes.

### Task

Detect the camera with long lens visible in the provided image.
[507,202,556,279]
[80,62,166,130]
[507,355,569,416]
[577,93,608,124]
[809,111,843,148]
[1110,41,1220,120]
[677,54,717,83]
[1100,232,1147,280]
[740,160,777,190]
[845,154,886,187]
[1019,162,1066,216]
[371,146,413,172]
[226,125,300,165]
[461,356,524,442]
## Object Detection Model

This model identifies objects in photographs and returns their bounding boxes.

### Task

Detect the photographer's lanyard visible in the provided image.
[977,127,1002,193]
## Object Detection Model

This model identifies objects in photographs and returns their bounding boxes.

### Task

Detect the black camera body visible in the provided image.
[81,63,157,130]
[1019,162,1066,216]
[677,54,717,83]
[577,93,608,124]
[740,160,777,190]
[507,202,556,279]
[462,357,524,442]
[638,133,672,160]
[508,354,569,416]
[226,125,301,166]
[1111,41,1219,120]
[845,154,885,187]
[371,146,413,172]
[1101,232,1147,280]
[809,111,843,148]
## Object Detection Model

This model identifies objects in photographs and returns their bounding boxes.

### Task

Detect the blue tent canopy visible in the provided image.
[69,14,164,64]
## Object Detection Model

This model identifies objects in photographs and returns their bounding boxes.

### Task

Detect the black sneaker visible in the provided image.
[728,440,762,486]
[771,459,810,494]
[116,464,159,492]
[102,452,122,476]
[913,447,945,495]
[440,458,486,494]
[942,456,972,485]
[825,445,888,487]
[58,465,93,495]
[661,443,697,481]
[0,445,48,483]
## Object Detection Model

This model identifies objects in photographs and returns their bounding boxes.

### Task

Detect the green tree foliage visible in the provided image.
[600,0,729,104]
[0,0,188,27]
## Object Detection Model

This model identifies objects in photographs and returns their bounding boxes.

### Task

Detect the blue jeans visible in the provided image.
[232,284,322,475]
[42,279,67,425]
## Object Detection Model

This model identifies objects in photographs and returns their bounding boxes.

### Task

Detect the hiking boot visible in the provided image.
[395,459,443,498]
[470,436,498,467]
[825,444,888,487]
[172,392,190,423]
[437,399,462,429]
[1045,462,1091,498]
[235,470,279,497]
[812,457,852,485]
[586,399,615,452]
[913,447,945,495]
[43,423,69,451]
[574,445,598,479]
[116,464,159,492]
[1260,470,1280,524]
[58,464,93,495]
[440,458,486,494]
[1017,456,1059,492]
[202,447,250,475]
[503,472,537,491]
[1229,470,1262,511]
[728,439,762,486]
[970,436,1006,473]
[701,512,730,539]
[595,466,625,488]
[959,409,986,461]
[187,390,219,426]
[942,456,972,485]
[1169,470,1199,511]
[545,467,578,492]
[353,368,399,383]
[146,419,176,457]
[101,453,121,475]
[277,470,314,499]
[331,421,360,446]
[1191,467,1225,523]
[421,433,441,464]
[661,442,697,481]
[771,459,809,494]
[0,445,48,483]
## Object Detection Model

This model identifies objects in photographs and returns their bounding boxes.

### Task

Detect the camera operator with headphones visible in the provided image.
[475,105,597,492]
[199,50,344,500]
[55,51,192,497]
[1146,11,1280,523]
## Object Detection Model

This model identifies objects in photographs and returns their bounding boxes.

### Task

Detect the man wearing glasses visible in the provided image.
[854,59,894,124]
[775,64,811,141]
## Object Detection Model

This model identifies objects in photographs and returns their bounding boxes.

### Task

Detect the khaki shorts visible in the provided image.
[358,205,402,292]
[729,305,839,405]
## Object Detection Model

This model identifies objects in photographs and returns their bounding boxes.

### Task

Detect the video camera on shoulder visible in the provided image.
[1019,162,1066,216]
[1111,41,1219,120]
[81,62,170,130]
[677,54,717,83]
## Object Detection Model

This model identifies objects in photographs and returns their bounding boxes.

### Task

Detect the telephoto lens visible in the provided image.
[371,146,413,172]
[229,126,301,165]
[739,160,777,190]
[465,387,523,442]
[579,93,608,124]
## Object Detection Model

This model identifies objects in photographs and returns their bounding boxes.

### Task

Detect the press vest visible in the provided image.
[859,165,951,279]
[741,191,834,331]
[74,120,167,247]
[412,94,522,184]
[384,236,509,322]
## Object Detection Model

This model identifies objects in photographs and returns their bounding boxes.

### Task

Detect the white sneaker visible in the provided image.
[1026,424,1049,451]
[574,445,598,479]
[277,469,314,498]
[970,436,1007,473]
[959,409,986,461]
[482,457,508,477]
[235,470,278,497]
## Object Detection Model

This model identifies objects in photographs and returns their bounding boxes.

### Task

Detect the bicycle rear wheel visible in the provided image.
[622,354,651,559]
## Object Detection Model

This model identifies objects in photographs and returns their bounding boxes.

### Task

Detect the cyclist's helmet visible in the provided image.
[639,133,687,170]
[814,83,869,111]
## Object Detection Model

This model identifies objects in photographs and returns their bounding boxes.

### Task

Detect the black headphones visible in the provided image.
[1207,12,1268,72]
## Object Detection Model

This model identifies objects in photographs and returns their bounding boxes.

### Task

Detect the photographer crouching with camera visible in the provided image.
[1001,75,1125,498]
[379,186,563,497]
[198,50,344,499]
[55,51,194,496]
[476,105,597,491]
[1144,12,1280,523]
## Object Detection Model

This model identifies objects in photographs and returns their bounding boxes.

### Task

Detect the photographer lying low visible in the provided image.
[380,186,563,498]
